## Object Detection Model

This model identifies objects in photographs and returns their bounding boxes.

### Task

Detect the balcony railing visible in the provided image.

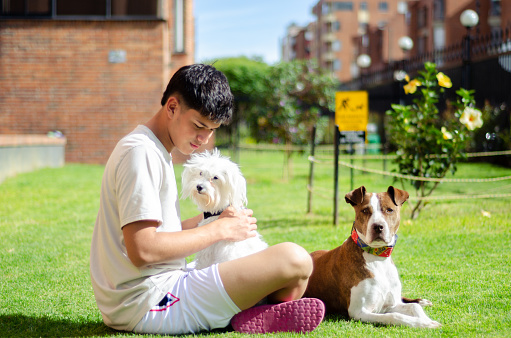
[348,26,511,89]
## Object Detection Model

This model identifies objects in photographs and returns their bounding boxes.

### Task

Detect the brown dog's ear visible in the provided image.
[345,186,367,206]
[387,186,409,206]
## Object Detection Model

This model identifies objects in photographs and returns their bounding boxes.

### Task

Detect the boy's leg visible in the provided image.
[218,242,313,310]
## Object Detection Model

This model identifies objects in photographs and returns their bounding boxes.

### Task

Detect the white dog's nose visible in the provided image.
[197,184,205,193]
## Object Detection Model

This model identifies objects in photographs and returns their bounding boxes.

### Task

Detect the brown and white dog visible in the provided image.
[304,186,441,328]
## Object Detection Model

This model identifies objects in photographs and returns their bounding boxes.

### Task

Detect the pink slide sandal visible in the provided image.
[231,298,325,334]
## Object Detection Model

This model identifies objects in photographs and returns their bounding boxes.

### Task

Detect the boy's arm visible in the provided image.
[123,207,257,268]
[181,213,203,230]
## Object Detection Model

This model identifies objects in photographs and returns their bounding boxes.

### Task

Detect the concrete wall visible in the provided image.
[0,135,66,183]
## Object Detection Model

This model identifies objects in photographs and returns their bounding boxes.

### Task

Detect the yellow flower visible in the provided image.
[437,72,452,88]
[460,107,483,131]
[441,127,453,140]
[403,79,421,94]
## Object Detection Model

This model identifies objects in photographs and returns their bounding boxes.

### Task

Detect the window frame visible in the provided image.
[378,1,389,12]
[1,0,162,20]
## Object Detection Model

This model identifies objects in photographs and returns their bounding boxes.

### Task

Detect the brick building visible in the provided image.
[408,0,511,56]
[281,22,314,62]
[0,0,195,164]
[283,0,510,83]
[311,0,409,82]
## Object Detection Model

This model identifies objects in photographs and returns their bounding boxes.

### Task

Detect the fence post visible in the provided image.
[307,125,317,214]
[333,126,340,226]
[349,143,354,191]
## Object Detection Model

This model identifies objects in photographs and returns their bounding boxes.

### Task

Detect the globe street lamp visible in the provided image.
[460,9,479,29]
[356,54,371,69]
[356,54,371,88]
[398,36,414,54]
[394,36,413,81]
[460,9,479,89]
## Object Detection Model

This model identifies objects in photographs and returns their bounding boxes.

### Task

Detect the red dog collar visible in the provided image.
[351,228,397,257]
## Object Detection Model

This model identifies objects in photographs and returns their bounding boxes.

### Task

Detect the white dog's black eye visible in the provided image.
[199,171,203,176]
[213,176,219,180]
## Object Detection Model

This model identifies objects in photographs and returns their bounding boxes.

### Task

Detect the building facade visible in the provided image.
[282,22,314,62]
[283,0,510,83]
[310,0,409,82]
[0,0,194,164]
[408,0,511,57]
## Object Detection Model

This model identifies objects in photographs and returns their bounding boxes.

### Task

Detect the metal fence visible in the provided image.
[340,26,511,156]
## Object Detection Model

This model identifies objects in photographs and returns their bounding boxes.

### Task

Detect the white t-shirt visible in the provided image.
[90,125,186,331]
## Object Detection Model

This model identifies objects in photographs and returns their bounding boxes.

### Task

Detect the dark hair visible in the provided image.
[161,64,233,124]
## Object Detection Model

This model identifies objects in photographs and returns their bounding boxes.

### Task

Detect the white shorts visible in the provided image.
[133,264,241,335]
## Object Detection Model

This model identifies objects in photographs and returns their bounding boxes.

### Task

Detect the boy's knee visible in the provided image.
[275,242,313,278]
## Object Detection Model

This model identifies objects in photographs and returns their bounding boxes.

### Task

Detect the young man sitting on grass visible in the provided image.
[89,64,325,335]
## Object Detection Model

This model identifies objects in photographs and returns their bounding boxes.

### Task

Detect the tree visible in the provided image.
[386,62,483,218]
[252,59,338,179]
[214,58,338,179]
[213,57,271,159]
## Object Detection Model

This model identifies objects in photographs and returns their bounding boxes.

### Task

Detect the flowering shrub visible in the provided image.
[386,62,483,218]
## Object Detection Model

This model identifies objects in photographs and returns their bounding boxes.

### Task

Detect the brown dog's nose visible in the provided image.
[373,223,384,233]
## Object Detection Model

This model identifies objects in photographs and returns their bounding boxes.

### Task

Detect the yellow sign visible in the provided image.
[335,91,368,132]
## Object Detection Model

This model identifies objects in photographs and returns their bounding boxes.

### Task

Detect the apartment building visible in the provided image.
[0,0,194,164]
[311,0,409,82]
[408,0,510,57]
[284,0,509,83]
[282,22,314,62]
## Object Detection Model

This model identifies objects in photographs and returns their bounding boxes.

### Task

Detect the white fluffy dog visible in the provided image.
[181,149,268,270]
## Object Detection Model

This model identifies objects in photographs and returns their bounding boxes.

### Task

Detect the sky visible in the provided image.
[194,0,317,65]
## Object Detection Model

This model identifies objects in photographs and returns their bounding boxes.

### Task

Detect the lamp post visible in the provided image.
[354,54,371,177]
[356,54,371,89]
[387,36,413,176]
[394,36,413,83]
[397,36,413,73]
[460,9,479,89]
[394,36,413,102]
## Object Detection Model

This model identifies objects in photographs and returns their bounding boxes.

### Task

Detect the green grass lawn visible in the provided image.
[1,149,510,337]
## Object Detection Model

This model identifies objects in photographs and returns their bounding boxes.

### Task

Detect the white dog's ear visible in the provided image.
[227,164,247,208]
[236,174,248,207]
[181,166,192,200]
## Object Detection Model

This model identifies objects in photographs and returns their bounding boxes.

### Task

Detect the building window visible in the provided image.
[360,2,368,11]
[362,35,369,48]
[418,36,427,54]
[332,40,342,52]
[2,0,51,16]
[489,0,501,17]
[111,0,158,16]
[321,2,331,15]
[174,0,185,53]
[57,0,106,16]
[333,59,341,71]
[333,2,353,11]
[378,2,388,12]
[433,0,444,20]
[417,7,428,29]
[1,0,159,18]
[333,21,341,31]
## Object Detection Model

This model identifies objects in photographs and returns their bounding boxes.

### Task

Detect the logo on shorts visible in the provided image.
[150,293,180,311]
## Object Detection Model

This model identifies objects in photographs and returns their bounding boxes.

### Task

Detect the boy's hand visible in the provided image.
[217,206,258,242]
